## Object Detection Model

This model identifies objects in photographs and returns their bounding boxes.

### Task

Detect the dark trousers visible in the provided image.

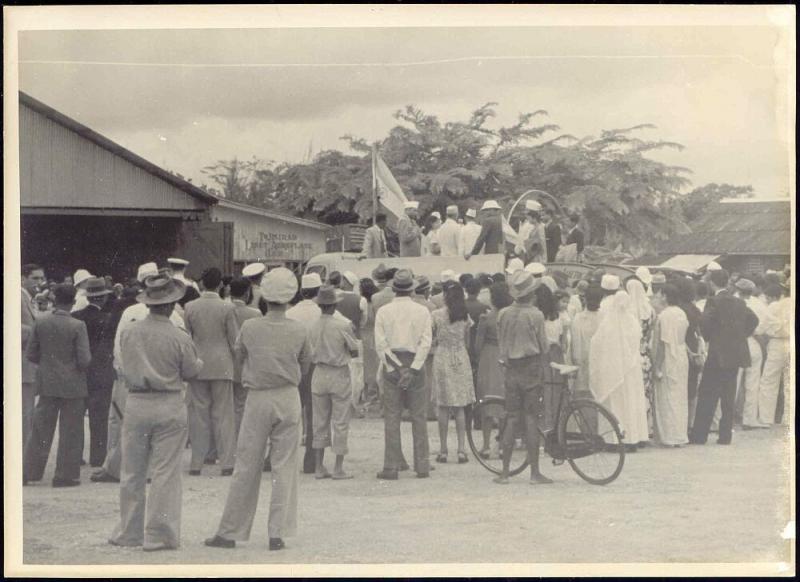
[690,364,739,444]
[24,396,86,482]
[382,356,430,473]
[299,364,321,473]
[86,383,113,466]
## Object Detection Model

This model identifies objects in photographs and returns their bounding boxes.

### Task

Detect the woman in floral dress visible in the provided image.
[432,281,476,464]
[626,277,656,443]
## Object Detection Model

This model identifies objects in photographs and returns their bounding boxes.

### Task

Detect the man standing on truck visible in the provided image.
[465,200,505,259]
[437,205,462,257]
[362,213,389,259]
[397,201,423,257]
[458,208,482,258]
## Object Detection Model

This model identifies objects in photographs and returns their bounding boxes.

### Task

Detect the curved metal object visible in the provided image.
[506,189,565,221]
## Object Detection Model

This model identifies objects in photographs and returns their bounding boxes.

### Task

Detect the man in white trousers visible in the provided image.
[735,279,770,429]
[757,284,791,426]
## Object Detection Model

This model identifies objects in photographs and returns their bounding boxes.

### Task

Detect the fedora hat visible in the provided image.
[136,274,186,305]
[85,277,112,297]
[508,270,537,299]
[372,263,389,283]
[481,200,501,211]
[314,284,342,306]
[414,275,431,294]
[392,269,416,292]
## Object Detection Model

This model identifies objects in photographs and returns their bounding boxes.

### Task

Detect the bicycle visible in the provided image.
[467,362,626,485]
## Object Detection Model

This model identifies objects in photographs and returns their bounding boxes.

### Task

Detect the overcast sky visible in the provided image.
[18,26,790,198]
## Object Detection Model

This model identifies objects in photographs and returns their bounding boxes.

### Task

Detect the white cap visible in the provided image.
[525,199,542,212]
[431,211,441,220]
[481,200,501,211]
[301,273,322,289]
[404,201,419,210]
[506,258,525,275]
[242,262,266,278]
[601,274,621,291]
[342,271,360,288]
[261,267,298,304]
[635,266,653,285]
[446,204,459,214]
[136,262,158,283]
[167,257,189,266]
[707,261,722,271]
[525,262,546,276]
[440,269,457,283]
[466,208,477,218]
[540,275,558,293]
[73,269,93,287]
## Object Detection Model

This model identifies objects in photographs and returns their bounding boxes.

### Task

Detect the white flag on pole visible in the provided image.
[372,150,409,222]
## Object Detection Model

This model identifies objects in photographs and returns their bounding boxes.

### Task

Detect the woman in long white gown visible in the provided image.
[652,284,690,446]
[589,280,650,448]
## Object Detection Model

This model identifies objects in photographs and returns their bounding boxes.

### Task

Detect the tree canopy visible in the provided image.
[200,103,751,255]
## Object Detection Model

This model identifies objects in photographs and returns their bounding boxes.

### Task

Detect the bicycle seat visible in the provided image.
[550,363,579,376]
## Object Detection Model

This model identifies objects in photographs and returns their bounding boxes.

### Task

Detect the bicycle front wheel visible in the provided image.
[467,396,529,477]
[559,399,625,485]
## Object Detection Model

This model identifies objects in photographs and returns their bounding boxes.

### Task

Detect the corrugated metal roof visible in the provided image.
[661,199,791,255]
[19,91,218,206]
[213,197,330,231]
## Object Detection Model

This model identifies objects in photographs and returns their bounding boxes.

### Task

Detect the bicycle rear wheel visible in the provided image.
[467,396,529,477]
[559,399,625,485]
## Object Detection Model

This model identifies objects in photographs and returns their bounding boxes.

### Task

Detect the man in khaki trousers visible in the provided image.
[183,267,240,476]
[109,274,202,551]
[206,267,310,551]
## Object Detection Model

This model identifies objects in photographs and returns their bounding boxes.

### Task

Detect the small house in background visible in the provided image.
[627,198,791,275]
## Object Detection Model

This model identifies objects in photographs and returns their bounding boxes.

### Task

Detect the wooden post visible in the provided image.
[371,144,378,224]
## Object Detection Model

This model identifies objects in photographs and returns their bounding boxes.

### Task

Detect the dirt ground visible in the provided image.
[20,416,794,569]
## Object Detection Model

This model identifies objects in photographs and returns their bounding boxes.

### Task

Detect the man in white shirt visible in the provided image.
[437,205,462,257]
[734,279,770,428]
[374,269,433,480]
[757,284,791,426]
[168,258,200,291]
[458,208,481,258]
[515,200,546,263]
[91,262,187,483]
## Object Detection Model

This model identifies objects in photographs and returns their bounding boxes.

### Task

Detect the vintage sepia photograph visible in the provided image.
[4,4,795,578]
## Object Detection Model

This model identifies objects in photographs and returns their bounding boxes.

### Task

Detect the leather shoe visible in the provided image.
[416,471,430,479]
[52,478,80,488]
[376,469,398,480]
[221,468,234,477]
[90,471,120,483]
[205,535,235,549]
[269,537,285,551]
[188,470,201,476]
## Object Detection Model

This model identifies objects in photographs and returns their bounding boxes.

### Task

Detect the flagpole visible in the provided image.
[371,144,378,223]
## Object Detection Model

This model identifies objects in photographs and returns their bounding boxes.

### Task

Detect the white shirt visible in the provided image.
[458,222,482,257]
[114,302,186,372]
[174,271,200,291]
[744,295,770,336]
[762,296,791,339]
[286,299,349,329]
[514,219,535,254]
[374,296,433,371]
[71,290,89,313]
[437,218,462,257]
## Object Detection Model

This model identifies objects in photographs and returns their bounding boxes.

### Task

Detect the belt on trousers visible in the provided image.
[128,386,175,394]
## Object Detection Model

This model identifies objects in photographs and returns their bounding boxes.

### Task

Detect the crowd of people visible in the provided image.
[19,215,792,552]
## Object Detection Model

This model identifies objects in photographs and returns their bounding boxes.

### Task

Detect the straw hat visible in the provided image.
[136,274,187,305]
[414,275,431,294]
[136,262,158,283]
[372,263,389,283]
[508,270,538,299]
[392,269,416,293]
[314,284,342,305]
[85,277,112,298]
[73,269,93,287]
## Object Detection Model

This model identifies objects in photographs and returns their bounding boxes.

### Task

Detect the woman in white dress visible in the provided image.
[590,277,650,450]
[651,284,690,446]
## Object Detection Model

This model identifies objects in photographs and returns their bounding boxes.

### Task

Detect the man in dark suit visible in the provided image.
[690,269,758,445]
[72,277,117,467]
[24,284,92,487]
[541,208,562,263]
[565,214,585,262]
[466,200,505,258]
[361,213,389,259]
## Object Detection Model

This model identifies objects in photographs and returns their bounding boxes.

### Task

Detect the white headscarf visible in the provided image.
[626,278,653,322]
[590,290,642,403]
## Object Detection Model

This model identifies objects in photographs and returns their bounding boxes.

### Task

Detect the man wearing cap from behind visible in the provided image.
[109,273,203,551]
[466,200,505,259]
[438,205,462,257]
[375,269,433,480]
[242,262,268,314]
[167,258,199,291]
[205,267,310,551]
[397,201,423,257]
[458,208,481,257]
